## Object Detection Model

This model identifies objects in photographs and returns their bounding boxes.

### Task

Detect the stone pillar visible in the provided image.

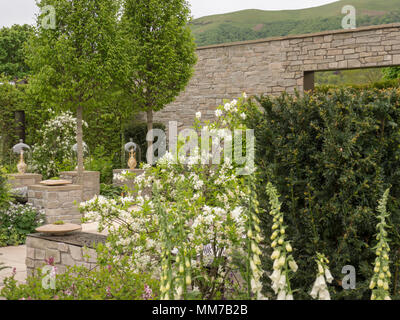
[28,184,83,224]
[25,233,106,277]
[112,169,145,192]
[7,173,42,189]
[59,171,100,201]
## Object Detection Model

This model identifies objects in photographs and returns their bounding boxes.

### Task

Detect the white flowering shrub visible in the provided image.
[80,95,266,300]
[31,111,88,179]
[0,203,44,247]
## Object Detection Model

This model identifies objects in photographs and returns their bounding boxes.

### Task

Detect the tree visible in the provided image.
[121,0,197,163]
[0,24,32,79]
[26,0,123,183]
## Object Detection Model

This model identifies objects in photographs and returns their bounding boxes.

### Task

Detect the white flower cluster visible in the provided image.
[310,253,333,300]
[80,96,257,300]
[370,189,391,300]
[267,182,297,300]
[31,111,85,178]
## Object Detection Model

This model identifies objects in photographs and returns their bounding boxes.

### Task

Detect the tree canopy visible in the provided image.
[26,0,125,181]
[0,24,32,79]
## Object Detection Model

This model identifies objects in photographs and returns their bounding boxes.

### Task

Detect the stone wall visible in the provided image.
[7,173,42,189]
[25,233,105,277]
[146,23,400,131]
[60,171,100,201]
[28,184,83,224]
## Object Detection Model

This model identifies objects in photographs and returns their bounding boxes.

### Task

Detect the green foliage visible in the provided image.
[0,78,22,166]
[120,0,197,128]
[0,24,32,79]
[124,122,166,164]
[383,67,400,80]
[246,88,400,299]
[316,68,386,87]
[100,184,123,199]
[0,167,11,210]
[316,79,400,92]
[86,145,115,184]
[0,203,44,247]
[0,245,159,300]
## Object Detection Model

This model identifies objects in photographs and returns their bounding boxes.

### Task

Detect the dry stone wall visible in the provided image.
[146,23,400,131]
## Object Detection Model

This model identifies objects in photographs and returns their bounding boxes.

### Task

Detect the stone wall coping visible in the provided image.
[28,232,107,248]
[197,22,400,51]
[7,173,42,179]
[60,171,100,176]
[28,184,83,191]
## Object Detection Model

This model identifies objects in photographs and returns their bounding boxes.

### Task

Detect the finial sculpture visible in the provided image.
[17,149,27,174]
[125,138,139,170]
[12,139,30,174]
[128,149,137,170]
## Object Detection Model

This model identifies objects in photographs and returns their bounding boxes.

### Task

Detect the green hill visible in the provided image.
[191,0,400,47]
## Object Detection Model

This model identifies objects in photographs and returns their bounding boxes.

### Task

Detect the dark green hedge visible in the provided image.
[246,88,400,299]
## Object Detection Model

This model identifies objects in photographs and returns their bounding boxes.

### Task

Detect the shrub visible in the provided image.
[246,88,400,299]
[99,183,122,198]
[0,166,11,210]
[81,96,265,300]
[0,203,44,247]
[31,111,86,179]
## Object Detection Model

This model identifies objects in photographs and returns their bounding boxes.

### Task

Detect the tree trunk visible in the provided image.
[147,108,153,165]
[76,105,84,185]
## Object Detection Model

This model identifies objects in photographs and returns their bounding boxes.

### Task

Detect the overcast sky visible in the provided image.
[0,0,340,28]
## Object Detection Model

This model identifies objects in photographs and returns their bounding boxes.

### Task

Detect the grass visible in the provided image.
[191,0,400,40]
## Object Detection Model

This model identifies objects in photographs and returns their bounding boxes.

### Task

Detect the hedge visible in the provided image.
[246,87,400,299]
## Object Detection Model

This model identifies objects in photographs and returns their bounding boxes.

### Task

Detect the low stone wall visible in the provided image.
[7,173,42,189]
[28,184,83,224]
[25,232,107,277]
[60,171,100,201]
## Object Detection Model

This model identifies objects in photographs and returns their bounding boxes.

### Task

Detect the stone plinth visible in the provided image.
[113,169,145,192]
[7,173,42,189]
[60,171,100,201]
[28,184,83,225]
[25,232,106,277]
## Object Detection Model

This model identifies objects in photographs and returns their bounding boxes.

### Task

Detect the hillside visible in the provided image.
[191,0,400,47]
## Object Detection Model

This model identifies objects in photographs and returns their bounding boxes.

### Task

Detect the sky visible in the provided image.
[0,0,341,28]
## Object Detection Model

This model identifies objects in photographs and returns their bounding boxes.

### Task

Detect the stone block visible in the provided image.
[61,253,75,266]
[69,245,82,261]
[45,249,61,264]
[58,242,69,252]
[35,248,45,260]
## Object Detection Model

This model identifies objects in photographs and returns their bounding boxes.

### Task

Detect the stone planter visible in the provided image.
[28,184,83,225]
[60,171,100,201]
